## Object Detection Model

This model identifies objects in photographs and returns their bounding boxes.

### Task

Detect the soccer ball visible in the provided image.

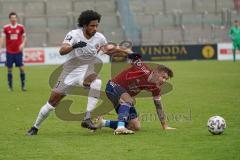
[207,116,226,135]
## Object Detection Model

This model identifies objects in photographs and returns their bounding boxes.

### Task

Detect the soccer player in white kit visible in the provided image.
[26,10,132,136]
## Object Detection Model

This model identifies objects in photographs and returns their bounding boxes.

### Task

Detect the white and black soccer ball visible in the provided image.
[207,116,226,135]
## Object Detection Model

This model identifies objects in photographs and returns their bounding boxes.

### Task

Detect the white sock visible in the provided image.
[85,79,102,119]
[33,102,55,129]
[87,97,98,112]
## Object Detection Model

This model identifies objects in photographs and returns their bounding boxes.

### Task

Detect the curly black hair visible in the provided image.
[78,10,101,27]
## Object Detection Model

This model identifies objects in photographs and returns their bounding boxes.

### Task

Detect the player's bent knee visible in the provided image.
[83,74,99,86]
[128,119,141,131]
[48,91,65,107]
[133,122,141,131]
[88,79,102,98]
[120,93,135,105]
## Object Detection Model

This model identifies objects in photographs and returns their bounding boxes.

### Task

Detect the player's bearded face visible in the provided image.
[9,15,17,25]
[85,20,99,37]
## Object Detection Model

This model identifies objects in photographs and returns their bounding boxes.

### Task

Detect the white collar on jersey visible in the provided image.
[10,23,18,28]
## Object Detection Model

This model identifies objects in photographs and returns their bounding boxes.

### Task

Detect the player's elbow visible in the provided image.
[59,47,68,55]
[59,48,64,55]
[59,44,72,55]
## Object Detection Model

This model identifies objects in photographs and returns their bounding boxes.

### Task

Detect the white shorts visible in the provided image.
[52,64,96,95]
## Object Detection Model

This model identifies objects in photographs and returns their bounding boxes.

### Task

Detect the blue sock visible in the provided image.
[8,72,13,88]
[110,121,120,129]
[117,103,131,128]
[104,120,118,129]
[104,120,128,130]
[20,72,25,88]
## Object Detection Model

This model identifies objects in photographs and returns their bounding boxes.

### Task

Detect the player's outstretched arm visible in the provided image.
[59,43,73,55]
[153,98,176,130]
[99,44,133,57]
[59,41,87,55]
[228,28,234,40]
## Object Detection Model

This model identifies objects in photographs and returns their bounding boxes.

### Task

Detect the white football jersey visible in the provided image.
[61,28,107,74]
[63,28,107,60]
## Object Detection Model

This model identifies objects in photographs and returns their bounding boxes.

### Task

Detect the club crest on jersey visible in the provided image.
[16,30,19,33]
[134,59,142,67]
[65,35,72,41]
[133,59,150,74]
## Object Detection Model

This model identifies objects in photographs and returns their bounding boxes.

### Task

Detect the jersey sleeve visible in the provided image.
[99,34,107,47]
[22,26,26,36]
[62,31,76,46]
[151,87,161,97]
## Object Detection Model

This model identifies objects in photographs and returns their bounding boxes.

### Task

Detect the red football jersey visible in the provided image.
[2,24,25,54]
[112,59,160,97]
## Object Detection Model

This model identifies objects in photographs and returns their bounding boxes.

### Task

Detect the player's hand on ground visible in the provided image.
[72,41,87,49]
[163,126,176,130]
[162,123,176,130]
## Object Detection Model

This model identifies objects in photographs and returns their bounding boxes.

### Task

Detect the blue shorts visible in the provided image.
[105,80,138,120]
[6,52,24,68]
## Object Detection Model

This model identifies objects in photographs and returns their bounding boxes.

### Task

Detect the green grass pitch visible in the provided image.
[0,61,239,160]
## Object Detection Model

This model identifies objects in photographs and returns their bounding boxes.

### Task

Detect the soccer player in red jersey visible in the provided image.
[98,53,176,135]
[0,12,27,91]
